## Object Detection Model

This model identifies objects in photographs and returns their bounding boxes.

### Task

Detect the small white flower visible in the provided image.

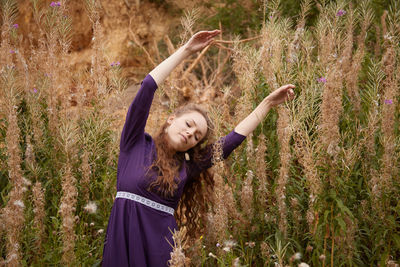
[222,247,231,252]
[246,241,255,248]
[14,200,25,208]
[22,177,32,186]
[294,252,302,260]
[223,239,237,248]
[233,257,241,267]
[208,252,217,258]
[298,263,310,267]
[97,229,104,234]
[90,222,95,226]
[383,34,393,40]
[84,201,97,214]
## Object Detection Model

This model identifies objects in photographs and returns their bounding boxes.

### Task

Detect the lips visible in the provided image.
[179,133,187,144]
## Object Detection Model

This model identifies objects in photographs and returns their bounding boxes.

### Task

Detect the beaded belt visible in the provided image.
[116,191,175,216]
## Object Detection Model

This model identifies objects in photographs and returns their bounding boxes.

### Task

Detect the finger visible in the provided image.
[283,84,295,89]
[207,29,221,34]
[279,84,295,93]
[197,30,220,37]
[287,89,295,100]
[206,31,221,40]
[194,31,209,38]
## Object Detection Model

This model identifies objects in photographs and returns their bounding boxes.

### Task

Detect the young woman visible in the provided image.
[102,30,295,266]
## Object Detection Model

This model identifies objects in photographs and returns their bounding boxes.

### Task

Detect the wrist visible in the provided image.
[181,44,193,57]
[262,97,273,109]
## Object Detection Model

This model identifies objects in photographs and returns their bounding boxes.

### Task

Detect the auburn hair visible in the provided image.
[146,103,214,239]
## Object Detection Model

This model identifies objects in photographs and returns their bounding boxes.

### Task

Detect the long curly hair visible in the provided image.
[146,103,214,239]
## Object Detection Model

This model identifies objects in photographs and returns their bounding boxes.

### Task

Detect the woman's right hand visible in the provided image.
[184,30,221,54]
[265,84,296,107]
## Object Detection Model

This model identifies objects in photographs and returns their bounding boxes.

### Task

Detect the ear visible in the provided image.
[167,114,176,125]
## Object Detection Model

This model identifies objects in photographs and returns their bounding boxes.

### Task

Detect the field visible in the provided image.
[0,0,399,266]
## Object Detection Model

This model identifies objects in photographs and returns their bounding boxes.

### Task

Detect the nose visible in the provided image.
[186,129,195,137]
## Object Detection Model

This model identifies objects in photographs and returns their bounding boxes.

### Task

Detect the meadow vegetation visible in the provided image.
[0,0,399,266]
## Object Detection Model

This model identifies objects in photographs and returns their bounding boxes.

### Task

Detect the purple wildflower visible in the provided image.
[111,61,121,67]
[12,24,19,29]
[50,1,61,7]
[317,77,327,83]
[216,243,221,247]
[336,9,346,17]
[10,50,15,54]
[33,88,38,93]
[384,99,393,105]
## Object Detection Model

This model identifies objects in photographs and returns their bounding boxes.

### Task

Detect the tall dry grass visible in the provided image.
[1,0,400,266]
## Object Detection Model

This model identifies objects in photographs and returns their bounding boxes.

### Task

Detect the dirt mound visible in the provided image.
[16,0,177,80]
[14,0,178,131]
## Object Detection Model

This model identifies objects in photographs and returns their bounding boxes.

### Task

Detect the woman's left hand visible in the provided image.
[184,30,221,54]
[265,84,296,107]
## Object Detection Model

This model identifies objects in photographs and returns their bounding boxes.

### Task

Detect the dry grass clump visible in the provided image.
[167,227,191,267]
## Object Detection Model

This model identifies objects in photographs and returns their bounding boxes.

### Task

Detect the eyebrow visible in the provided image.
[191,119,204,137]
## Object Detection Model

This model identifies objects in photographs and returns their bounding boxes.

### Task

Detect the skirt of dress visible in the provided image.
[102,198,178,267]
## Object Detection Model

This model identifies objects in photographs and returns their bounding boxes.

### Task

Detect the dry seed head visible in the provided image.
[224,184,240,222]
[80,149,92,203]
[276,107,291,235]
[84,201,97,214]
[256,134,269,208]
[212,171,229,242]
[180,8,199,45]
[167,227,191,267]
[241,170,254,220]
[2,68,25,264]
[318,62,343,161]
[232,44,260,125]
[59,165,78,263]
[32,181,45,252]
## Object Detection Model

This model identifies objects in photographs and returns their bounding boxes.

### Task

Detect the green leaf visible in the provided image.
[392,234,400,249]
[335,198,353,217]
[335,216,346,232]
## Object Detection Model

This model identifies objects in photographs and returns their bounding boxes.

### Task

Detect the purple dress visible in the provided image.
[102,74,246,266]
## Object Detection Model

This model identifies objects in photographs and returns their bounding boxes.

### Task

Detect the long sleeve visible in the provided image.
[120,74,158,151]
[188,130,246,177]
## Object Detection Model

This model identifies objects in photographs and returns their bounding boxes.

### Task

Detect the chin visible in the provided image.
[167,135,184,152]
[177,145,189,153]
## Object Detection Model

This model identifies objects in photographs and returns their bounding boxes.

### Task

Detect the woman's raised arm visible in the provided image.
[149,30,220,86]
[234,84,296,137]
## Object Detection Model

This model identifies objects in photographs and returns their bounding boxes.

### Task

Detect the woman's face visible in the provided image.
[165,111,208,152]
